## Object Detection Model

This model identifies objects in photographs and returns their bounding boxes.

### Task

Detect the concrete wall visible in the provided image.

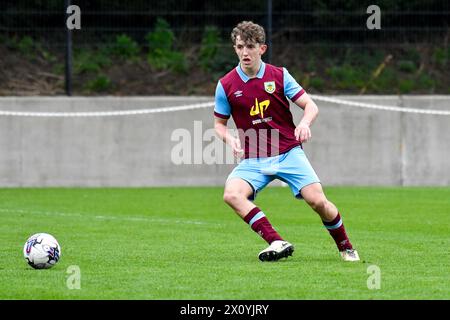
[0,95,449,187]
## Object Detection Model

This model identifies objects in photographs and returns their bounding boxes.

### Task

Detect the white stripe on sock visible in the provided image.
[249,212,266,227]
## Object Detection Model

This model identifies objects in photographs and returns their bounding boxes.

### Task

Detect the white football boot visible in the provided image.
[339,249,360,262]
[258,240,294,262]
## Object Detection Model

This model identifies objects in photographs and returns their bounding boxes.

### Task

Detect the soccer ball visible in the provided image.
[23,233,61,269]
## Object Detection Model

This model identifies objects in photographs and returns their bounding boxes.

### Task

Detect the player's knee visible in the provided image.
[307,197,328,213]
[223,190,244,205]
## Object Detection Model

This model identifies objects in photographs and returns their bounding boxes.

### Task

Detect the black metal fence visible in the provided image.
[1,0,449,48]
[1,1,449,96]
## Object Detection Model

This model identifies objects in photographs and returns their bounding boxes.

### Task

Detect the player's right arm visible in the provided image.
[214,81,243,158]
[214,117,243,158]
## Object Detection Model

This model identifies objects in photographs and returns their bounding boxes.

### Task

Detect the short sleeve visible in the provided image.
[214,81,231,119]
[283,67,305,102]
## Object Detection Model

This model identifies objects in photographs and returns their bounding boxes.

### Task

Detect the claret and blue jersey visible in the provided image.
[214,61,306,158]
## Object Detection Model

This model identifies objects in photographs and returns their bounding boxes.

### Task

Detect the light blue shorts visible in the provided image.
[227,146,320,200]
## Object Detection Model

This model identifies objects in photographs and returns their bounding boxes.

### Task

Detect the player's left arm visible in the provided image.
[293,93,319,143]
[283,67,318,143]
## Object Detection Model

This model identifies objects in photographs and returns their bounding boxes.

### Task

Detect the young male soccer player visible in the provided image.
[214,21,360,262]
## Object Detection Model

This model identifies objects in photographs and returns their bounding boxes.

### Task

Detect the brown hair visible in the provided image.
[231,21,266,45]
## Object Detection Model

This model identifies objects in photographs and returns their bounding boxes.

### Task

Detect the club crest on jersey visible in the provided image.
[264,81,276,94]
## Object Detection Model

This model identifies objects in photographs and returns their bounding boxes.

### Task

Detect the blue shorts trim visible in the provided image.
[227,146,320,200]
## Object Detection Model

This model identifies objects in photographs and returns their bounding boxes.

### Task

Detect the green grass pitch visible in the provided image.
[0,187,449,300]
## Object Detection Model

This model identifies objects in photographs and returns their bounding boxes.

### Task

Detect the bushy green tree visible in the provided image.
[110,34,140,60]
[145,18,187,73]
[199,26,220,71]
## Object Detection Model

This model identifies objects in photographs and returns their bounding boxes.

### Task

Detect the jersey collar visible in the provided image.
[236,61,266,83]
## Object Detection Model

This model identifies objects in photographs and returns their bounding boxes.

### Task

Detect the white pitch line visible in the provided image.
[0,208,215,226]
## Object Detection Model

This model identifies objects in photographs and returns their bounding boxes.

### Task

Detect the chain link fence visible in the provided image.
[0,0,449,95]
[2,1,449,48]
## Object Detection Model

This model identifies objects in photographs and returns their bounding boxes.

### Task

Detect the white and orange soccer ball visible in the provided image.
[23,233,61,269]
